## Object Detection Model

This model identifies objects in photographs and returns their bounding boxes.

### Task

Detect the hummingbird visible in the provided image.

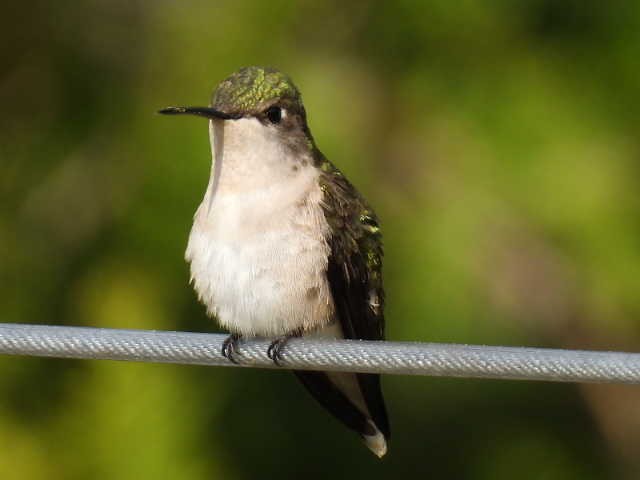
[159,66,390,457]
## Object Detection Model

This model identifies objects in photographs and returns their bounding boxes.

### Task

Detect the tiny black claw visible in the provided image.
[221,333,241,364]
[267,338,287,366]
[267,332,301,366]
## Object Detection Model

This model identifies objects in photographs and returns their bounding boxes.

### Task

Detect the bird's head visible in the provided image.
[160,66,315,154]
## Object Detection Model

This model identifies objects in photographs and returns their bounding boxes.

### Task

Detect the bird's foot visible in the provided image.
[221,333,242,364]
[267,330,302,366]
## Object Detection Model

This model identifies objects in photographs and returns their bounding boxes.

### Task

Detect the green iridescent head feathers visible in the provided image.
[212,66,303,115]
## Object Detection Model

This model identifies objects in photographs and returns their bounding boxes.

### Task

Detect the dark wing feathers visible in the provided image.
[318,155,390,439]
[318,157,385,342]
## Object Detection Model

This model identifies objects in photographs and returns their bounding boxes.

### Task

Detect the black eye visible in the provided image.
[265,106,282,124]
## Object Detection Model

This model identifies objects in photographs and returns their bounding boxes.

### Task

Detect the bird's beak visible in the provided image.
[158,106,241,120]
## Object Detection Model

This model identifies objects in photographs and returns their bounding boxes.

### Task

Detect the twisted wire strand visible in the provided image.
[0,323,639,384]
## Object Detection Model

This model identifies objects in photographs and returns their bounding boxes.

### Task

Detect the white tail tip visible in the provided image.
[363,421,388,458]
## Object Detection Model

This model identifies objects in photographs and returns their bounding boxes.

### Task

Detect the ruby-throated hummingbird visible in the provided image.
[159,66,390,457]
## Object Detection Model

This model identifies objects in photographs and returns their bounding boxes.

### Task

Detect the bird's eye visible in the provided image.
[265,106,282,124]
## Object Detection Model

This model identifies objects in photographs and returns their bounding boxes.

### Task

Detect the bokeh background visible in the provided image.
[1,1,640,479]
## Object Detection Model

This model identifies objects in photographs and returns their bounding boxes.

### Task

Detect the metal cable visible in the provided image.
[0,323,639,384]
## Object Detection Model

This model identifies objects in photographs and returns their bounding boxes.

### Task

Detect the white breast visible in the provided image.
[186,118,334,337]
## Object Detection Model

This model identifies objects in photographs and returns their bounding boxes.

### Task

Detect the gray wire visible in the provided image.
[0,323,639,384]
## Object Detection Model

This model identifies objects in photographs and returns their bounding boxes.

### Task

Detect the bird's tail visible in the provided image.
[293,370,390,457]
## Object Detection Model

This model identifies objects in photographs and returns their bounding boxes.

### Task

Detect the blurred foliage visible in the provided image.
[1,1,639,479]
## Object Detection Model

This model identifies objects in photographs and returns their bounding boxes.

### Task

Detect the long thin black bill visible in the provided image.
[158,106,241,120]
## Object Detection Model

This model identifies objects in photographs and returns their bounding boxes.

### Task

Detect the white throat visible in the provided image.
[208,117,305,194]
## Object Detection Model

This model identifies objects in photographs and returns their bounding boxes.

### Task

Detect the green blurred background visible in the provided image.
[1,1,640,479]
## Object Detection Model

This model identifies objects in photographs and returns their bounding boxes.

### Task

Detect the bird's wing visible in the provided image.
[318,157,385,342]
[316,155,390,439]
